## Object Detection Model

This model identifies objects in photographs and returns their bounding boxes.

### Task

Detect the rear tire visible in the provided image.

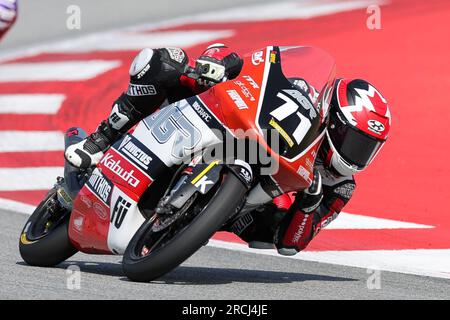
[122,172,247,282]
[19,190,78,267]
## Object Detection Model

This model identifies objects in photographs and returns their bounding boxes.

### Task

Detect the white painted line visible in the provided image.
[0,60,121,82]
[208,240,450,279]
[0,167,63,191]
[0,0,389,63]
[0,131,64,152]
[327,212,434,230]
[189,0,388,23]
[0,197,36,215]
[44,30,234,53]
[0,94,66,114]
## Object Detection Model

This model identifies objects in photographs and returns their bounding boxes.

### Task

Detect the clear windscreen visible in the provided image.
[279,46,336,111]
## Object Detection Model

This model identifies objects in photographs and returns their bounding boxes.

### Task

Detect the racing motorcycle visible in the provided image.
[19,46,336,282]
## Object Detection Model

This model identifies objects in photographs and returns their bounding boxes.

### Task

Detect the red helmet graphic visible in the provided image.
[325,78,391,176]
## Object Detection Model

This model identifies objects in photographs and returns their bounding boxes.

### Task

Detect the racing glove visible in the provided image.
[274,169,323,256]
[195,43,243,87]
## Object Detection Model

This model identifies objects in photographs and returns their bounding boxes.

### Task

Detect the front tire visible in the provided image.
[19,190,78,267]
[123,172,247,282]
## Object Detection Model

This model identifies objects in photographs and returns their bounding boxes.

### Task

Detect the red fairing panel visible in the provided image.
[69,147,153,254]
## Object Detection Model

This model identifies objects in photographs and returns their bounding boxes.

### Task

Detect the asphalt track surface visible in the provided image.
[1,0,276,49]
[3,209,450,300]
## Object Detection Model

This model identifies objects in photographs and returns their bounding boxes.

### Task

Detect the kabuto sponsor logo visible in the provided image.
[127,83,157,96]
[87,172,112,204]
[100,154,141,187]
[118,136,152,170]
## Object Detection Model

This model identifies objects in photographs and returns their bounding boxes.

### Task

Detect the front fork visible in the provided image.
[155,153,253,216]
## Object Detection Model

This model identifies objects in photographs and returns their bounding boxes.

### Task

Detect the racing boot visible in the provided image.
[65,94,143,168]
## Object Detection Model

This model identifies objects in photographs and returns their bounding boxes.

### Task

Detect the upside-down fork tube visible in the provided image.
[165,158,253,210]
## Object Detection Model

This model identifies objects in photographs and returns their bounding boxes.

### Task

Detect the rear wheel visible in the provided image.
[122,171,247,282]
[19,189,78,267]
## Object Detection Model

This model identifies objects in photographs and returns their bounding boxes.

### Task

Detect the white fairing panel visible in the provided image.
[105,99,222,254]
[107,186,145,254]
[132,99,222,167]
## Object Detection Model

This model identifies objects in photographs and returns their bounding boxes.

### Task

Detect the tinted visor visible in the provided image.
[329,112,383,168]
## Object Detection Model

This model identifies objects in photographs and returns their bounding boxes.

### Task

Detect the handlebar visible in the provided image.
[183,65,228,83]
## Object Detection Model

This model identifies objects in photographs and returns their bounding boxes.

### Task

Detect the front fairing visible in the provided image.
[257,46,335,160]
[202,46,336,192]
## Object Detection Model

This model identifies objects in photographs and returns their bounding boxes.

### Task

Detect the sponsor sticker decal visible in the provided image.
[251,50,264,65]
[93,202,109,220]
[269,50,277,63]
[297,165,312,184]
[166,47,186,63]
[86,171,113,204]
[227,89,248,110]
[191,101,212,123]
[234,80,256,102]
[334,183,355,199]
[136,64,150,79]
[118,136,152,170]
[100,153,141,188]
[368,119,385,134]
[243,75,260,89]
[269,118,294,147]
[127,84,157,96]
[111,196,132,229]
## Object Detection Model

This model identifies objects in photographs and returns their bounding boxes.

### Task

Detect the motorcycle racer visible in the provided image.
[65,45,391,256]
[0,0,17,40]
[65,43,243,168]
[229,78,391,255]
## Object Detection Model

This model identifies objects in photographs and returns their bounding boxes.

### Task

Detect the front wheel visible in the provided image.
[19,189,78,267]
[122,171,247,282]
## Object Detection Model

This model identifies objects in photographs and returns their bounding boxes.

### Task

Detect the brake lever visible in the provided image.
[183,65,228,83]
[183,66,201,80]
